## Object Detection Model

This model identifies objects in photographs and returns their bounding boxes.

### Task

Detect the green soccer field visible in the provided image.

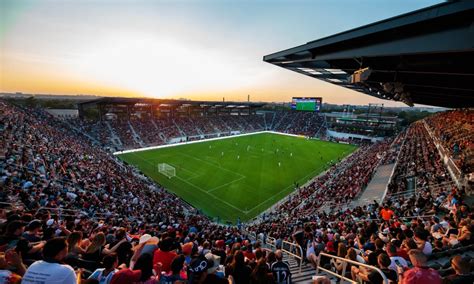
[117,132,356,223]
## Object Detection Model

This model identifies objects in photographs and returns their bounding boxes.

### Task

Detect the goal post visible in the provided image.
[158,163,176,179]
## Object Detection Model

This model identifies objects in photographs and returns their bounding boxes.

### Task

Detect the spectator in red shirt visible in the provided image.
[152,237,177,273]
[242,245,256,262]
[399,249,441,284]
[380,205,395,222]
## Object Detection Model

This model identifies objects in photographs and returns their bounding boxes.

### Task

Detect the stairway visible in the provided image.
[172,119,186,136]
[350,163,396,208]
[285,113,299,132]
[284,256,315,284]
[127,121,146,148]
[273,112,287,130]
[104,121,123,148]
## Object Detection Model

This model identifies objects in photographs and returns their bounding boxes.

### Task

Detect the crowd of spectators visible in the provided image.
[247,176,473,284]
[273,112,324,137]
[2,100,473,284]
[70,112,325,151]
[0,100,296,283]
[246,137,395,236]
[109,120,141,149]
[425,110,474,175]
[387,122,453,194]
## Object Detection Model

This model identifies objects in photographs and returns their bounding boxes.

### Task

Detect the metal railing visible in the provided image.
[35,206,119,220]
[316,252,389,284]
[281,240,303,274]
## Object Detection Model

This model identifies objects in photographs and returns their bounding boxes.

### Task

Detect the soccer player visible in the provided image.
[290,153,293,157]
[237,155,240,160]
[278,162,281,167]
[221,152,224,156]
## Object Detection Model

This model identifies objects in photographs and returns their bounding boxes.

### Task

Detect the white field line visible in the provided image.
[185,173,206,182]
[207,176,246,193]
[178,152,246,178]
[243,164,326,214]
[121,132,353,217]
[113,131,305,155]
[129,152,247,214]
[173,175,246,214]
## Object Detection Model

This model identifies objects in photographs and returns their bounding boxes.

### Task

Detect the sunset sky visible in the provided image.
[1,0,441,105]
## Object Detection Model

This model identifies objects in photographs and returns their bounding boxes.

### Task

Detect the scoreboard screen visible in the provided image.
[291,97,322,112]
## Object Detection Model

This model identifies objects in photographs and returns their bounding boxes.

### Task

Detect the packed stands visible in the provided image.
[1,100,473,284]
[425,110,474,175]
[387,122,454,194]
[72,111,325,150]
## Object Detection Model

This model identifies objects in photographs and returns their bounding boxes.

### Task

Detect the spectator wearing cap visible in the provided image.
[444,255,474,284]
[398,249,441,284]
[187,254,209,284]
[142,236,159,256]
[134,235,159,264]
[130,234,151,269]
[203,252,227,283]
[153,237,177,273]
[22,237,77,284]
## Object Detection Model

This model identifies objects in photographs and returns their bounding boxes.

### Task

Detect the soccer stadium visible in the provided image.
[1,1,474,284]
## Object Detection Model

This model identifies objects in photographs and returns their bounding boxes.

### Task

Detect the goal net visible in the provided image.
[158,163,176,179]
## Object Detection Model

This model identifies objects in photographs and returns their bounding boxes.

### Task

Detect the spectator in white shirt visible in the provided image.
[22,237,77,284]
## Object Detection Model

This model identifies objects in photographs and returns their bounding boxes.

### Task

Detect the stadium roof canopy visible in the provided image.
[78,97,266,109]
[77,97,266,119]
[263,0,474,108]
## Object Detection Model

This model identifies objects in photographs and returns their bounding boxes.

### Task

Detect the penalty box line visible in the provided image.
[130,153,247,214]
[242,164,326,214]
[173,175,247,214]
[178,152,245,179]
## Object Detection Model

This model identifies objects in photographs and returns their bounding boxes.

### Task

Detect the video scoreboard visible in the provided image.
[291,97,322,112]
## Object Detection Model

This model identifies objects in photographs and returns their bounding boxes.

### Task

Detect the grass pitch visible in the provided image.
[117,133,356,223]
